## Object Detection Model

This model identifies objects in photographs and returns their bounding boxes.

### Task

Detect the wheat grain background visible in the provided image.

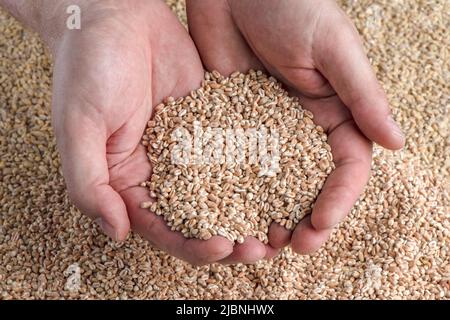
[0,0,448,299]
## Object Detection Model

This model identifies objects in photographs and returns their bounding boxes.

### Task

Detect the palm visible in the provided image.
[52,3,235,264]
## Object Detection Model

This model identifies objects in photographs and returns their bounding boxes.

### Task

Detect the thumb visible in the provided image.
[55,115,130,241]
[314,8,405,150]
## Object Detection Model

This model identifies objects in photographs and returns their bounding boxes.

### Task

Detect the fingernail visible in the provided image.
[95,218,118,241]
[387,115,405,142]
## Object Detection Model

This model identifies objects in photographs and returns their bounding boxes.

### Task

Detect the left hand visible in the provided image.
[48,0,237,265]
[187,0,405,255]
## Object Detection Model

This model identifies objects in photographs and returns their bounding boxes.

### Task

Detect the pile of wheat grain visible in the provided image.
[0,0,448,299]
[141,70,334,244]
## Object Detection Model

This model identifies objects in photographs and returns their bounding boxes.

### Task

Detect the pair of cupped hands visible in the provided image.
[43,0,404,265]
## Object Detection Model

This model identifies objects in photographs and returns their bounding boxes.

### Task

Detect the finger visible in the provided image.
[122,185,233,266]
[314,7,405,150]
[291,216,333,254]
[264,245,279,260]
[186,0,264,75]
[219,236,267,264]
[56,117,130,241]
[268,223,292,249]
[311,120,372,230]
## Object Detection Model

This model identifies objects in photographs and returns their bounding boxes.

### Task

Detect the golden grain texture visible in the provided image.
[0,0,448,299]
[142,70,334,244]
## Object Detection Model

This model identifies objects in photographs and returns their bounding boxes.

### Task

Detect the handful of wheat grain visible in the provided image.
[141,70,334,244]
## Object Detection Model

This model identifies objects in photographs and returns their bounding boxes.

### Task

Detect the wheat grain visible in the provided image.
[141,70,334,243]
[0,0,448,300]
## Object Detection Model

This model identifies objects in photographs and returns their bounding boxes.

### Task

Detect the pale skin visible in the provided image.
[188,0,405,257]
[1,0,404,265]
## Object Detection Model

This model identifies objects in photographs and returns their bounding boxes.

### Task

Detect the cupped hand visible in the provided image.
[50,1,252,265]
[187,0,405,254]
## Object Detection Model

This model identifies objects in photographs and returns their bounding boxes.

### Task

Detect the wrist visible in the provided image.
[0,0,134,52]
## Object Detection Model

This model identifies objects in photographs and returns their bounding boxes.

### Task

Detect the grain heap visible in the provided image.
[141,71,334,243]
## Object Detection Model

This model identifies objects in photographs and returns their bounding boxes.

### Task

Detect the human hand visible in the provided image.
[41,0,241,265]
[187,0,405,254]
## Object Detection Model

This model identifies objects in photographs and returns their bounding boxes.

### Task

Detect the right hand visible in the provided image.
[187,0,405,254]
